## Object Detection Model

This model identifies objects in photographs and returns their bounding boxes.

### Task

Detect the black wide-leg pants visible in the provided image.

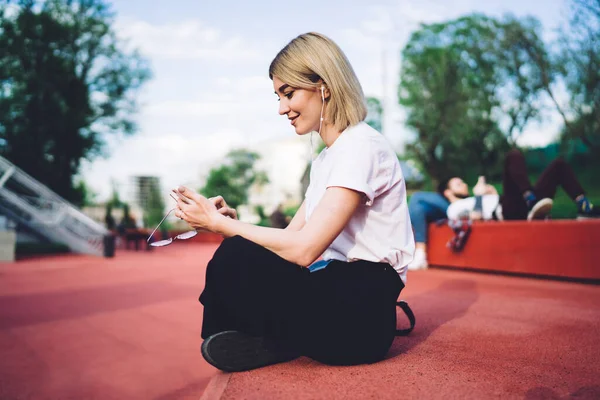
[199,235,404,366]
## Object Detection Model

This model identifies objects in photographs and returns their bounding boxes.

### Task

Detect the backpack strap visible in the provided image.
[395,300,416,336]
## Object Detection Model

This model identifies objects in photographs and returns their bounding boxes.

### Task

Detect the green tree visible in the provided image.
[142,179,165,229]
[0,0,151,204]
[106,180,125,208]
[199,149,269,210]
[365,97,383,132]
[399,14,548,183]
[73,178,97,206]
[553,0,600,154]
[119,203,136,230]
[496,15,549,144]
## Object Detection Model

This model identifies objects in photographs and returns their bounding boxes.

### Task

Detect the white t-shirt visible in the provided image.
[446,194,501,220]
[304,122,415,283]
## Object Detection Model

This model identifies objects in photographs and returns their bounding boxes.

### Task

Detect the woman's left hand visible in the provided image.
[209,195,237,220]
[172,186,220,232]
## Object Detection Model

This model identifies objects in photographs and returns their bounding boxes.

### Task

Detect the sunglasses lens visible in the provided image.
[150,238,174,247]
[175,230,197,240]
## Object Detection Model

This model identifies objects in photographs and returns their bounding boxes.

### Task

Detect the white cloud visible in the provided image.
[3,3,20,18]
[361,1,446,31]
[145,100,244,118]
[81,71,292,202]
[516,127,560,148]
[115,18,262,62]
[81,128,247,201]
[516,107,564,148]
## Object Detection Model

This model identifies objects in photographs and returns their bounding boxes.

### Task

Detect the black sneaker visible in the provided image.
[201,331,300,372]
[527,198,553,221]
[577,204,600,220]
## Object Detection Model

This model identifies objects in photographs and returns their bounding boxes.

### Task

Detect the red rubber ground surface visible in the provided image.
[2,243,599,399]
[214,269,600,399]
[0,244,219,400]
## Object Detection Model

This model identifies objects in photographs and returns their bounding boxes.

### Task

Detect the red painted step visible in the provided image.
[428,219,600,280]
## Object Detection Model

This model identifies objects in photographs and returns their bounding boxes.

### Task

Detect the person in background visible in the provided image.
[447,149,599,222]
[105,204,116,231]
[269,204,290,229]
[407,178,468,270]
[408,148,599,270]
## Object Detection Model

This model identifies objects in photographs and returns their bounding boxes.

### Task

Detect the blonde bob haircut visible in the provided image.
[269,32,367,132]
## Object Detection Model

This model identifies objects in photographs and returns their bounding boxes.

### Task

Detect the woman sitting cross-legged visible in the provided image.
[171,32,416,372]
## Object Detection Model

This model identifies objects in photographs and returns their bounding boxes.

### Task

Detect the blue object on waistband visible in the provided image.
[308,259,332,273]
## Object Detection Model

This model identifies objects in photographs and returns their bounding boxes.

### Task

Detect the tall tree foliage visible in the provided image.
[496,16,549,143]
[365,97,383,133]
[141,178,166,229]
[399,14,549,182]
[0,0,150,204]
[555,0,600,154]
[199,149,269,211]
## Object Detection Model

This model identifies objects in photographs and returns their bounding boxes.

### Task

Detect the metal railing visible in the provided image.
[0,156,109,257]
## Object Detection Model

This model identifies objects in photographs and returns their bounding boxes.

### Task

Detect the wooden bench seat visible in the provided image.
[427,219,600,280]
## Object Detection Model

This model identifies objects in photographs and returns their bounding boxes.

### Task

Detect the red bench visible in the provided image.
[428,219,600,280]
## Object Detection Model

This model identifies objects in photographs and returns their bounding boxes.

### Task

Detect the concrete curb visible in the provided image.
[199,372,232,400]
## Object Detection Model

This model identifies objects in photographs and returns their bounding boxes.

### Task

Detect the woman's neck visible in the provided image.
[319,122,343,148]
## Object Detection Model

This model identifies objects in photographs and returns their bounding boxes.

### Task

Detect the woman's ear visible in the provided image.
[321,85,331,100]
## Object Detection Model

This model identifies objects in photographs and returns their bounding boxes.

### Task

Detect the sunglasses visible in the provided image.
[146,193,197,247]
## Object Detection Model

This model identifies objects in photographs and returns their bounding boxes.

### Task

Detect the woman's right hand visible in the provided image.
[209,196,237,220]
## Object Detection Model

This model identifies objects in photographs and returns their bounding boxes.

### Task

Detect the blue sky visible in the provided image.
[80,0,569,201]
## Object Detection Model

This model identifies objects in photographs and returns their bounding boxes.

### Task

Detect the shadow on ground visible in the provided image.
[388,278,479,358]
